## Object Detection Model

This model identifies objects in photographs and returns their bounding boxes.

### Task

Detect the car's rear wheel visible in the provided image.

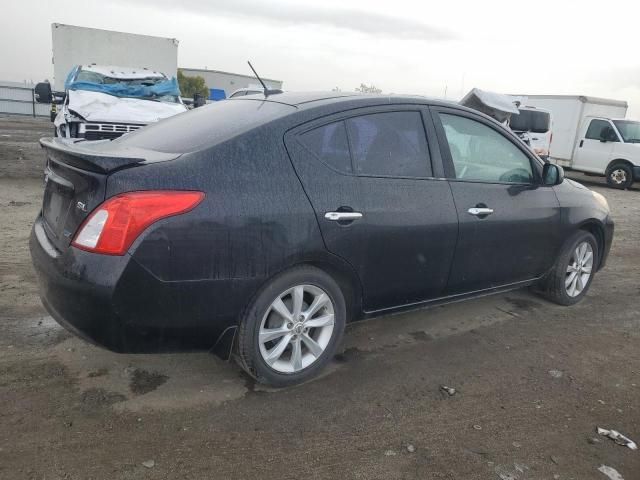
[605,162,633,189]
[237,266,346,387]
[537,231,598,306]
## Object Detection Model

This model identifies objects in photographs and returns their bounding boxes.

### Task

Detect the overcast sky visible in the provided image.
[3,0,640,115]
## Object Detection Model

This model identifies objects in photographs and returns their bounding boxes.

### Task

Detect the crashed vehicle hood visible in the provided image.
[67,89,187,124]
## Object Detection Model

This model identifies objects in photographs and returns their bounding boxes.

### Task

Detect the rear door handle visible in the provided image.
[467,207,494,217]
[324,212,363,221]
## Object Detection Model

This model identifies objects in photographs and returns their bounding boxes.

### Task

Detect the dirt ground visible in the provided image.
[1,115,639,480]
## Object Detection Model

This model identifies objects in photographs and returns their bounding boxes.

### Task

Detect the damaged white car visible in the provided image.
[35,65,187,140]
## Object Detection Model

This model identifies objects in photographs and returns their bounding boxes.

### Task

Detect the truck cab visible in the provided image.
[574,116,640,188]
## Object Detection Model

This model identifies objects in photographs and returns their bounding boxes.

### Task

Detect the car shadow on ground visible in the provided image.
[35,288,549,412]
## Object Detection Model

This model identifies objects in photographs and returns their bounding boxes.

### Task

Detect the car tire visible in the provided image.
[605,162,633,189]
[237,266,346,387]
[538,231,598,306]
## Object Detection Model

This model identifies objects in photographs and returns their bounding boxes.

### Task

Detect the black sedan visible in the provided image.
[30,92,614,386]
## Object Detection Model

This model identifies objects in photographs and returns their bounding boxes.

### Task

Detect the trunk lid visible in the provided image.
[39,137,180,251]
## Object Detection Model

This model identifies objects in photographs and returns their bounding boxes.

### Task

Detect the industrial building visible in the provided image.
[178,67,283,100]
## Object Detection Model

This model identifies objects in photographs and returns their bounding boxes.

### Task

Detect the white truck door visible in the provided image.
[573,118,617,173]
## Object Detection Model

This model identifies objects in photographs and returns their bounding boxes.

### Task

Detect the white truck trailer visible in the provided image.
[518,95,640,189]
[51,23,179,92]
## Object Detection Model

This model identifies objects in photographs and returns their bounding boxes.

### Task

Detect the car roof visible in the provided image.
[232,91,460,110]
[116,90,505,156]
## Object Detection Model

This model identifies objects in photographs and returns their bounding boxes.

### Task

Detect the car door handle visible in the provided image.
[467,207,494,217]
[324,211,363,221]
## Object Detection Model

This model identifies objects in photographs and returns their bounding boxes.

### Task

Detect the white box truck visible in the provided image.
[517,95,640,189]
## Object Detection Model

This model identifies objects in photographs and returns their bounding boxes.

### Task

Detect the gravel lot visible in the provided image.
[1,115,639,479]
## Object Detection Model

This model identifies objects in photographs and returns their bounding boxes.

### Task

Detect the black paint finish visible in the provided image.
[30,92,614,354]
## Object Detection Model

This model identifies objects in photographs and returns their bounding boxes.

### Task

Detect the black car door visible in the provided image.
[431,107,562,295]
[284,105,458,312]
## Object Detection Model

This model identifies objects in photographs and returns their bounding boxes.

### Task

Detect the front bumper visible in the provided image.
[29,216,245,353]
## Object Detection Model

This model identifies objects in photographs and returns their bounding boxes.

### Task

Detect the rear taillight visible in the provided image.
[72,191,205,255]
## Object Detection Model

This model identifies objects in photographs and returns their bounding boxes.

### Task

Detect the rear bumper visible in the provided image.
[30,216,251,353]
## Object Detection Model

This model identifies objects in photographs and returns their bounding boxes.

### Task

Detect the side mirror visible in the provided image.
[34,82,52,103]
[542,163,564,186]
[193,93,206,108]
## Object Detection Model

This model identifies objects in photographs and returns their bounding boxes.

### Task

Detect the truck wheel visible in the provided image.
[537,231,598,306]
[605,163,633,189]
[237,266,346,387]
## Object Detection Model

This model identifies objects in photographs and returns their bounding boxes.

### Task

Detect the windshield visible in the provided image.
[613,120,640,143]
[73,69,180,103]
[510,109,550,133]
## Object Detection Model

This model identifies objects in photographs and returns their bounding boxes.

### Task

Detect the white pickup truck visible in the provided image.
[518,95,640,189]
[35,64,187,141]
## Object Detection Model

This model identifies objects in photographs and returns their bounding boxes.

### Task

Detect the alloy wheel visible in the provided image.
[258,284,335,373]
[565,241,594,297]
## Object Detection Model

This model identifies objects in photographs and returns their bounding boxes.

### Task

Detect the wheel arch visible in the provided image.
[606,158,634,173]
[578,220,605,270]
[300,258,364,323]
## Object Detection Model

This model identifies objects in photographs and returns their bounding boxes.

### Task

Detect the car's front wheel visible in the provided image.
[237,266,346,387]
[538,231,598,306]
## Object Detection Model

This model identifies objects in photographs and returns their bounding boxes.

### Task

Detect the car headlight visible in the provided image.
[592,191,610,211]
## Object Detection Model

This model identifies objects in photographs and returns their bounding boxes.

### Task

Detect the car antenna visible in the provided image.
[247,61,282,97]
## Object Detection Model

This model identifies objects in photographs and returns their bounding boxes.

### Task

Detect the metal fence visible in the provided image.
[0,84,50,117]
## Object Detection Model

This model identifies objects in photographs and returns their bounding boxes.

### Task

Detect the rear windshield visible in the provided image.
[510,109,550,133]
[115,99,294,154]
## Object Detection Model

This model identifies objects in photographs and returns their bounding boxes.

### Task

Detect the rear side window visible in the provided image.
[346,112,431,177]
[300,121,352,173]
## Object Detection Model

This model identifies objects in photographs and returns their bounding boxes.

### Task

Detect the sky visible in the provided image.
[2,0,640,116]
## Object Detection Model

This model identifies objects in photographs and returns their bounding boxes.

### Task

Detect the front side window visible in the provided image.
[345,112,431,177]
[440,113,534,184]
[585,119,617,141]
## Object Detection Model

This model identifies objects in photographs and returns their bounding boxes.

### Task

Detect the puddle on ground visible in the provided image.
[51,337,247,412]
[128,368,169,395]
[32,290,543,410]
